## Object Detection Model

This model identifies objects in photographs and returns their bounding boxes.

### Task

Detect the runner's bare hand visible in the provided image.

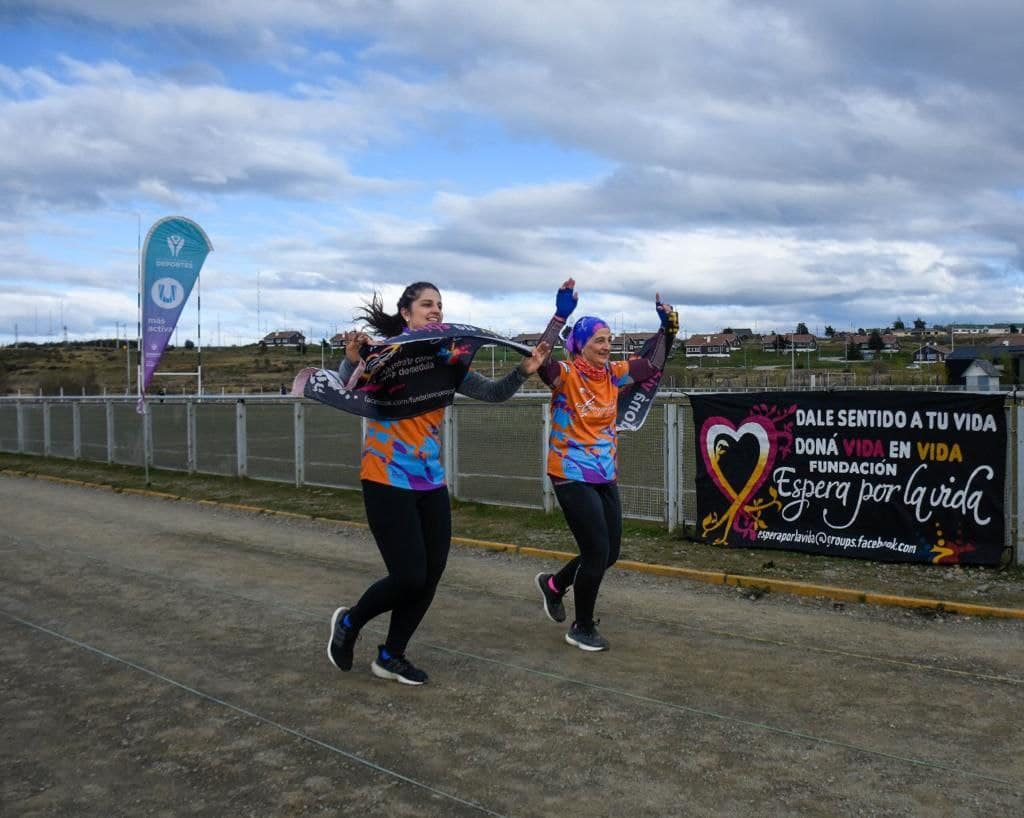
[344,330,370,364]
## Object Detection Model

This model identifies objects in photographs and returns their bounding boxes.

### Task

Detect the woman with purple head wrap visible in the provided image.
[533,282,678,651]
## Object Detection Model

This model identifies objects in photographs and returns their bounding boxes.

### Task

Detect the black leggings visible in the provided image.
[551,480,622,626]
[346,480,452,655]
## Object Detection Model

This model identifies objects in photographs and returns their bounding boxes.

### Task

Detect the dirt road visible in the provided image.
[1,474,1022,816]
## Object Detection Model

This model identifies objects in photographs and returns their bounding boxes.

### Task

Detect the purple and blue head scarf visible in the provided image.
[564,316,610,357]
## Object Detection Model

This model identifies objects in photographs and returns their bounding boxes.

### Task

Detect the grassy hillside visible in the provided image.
[0,337,958,397]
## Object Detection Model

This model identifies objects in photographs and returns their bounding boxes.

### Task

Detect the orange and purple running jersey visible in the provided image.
[546,359,631,483]
[361,408,446,490]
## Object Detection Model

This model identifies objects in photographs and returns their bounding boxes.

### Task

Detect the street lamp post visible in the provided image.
[790,333,795,385]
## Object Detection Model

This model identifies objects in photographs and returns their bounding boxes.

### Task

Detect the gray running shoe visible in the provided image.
[565,620,609,652]
[327,606,358,671]
[371,647,428,685]
[535,572,566,623]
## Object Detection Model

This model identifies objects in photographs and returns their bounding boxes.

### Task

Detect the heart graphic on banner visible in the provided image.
[700,417,777,532]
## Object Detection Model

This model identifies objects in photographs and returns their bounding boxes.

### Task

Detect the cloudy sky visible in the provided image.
[2,1,1023,346]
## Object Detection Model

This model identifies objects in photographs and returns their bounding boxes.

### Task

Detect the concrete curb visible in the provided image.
[4,468,1023,621]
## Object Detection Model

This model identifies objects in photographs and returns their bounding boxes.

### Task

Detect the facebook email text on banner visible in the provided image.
[690,392,1006,565]
[139,216,212,408]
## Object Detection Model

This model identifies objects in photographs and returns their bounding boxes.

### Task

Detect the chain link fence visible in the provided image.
[0,392,1019,564]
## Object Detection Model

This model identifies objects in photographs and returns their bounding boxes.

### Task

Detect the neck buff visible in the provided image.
[565,316,611,380]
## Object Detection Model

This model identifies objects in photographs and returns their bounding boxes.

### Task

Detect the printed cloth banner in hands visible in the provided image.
[293,324,532,420]
[690,391,1006,565]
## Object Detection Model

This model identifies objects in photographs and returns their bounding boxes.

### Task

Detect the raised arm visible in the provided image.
[531,278,578,390]
[536,277,577,354]
[618,294,679,387]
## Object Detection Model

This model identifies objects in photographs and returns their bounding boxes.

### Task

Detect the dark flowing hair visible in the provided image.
[355,281,440,338]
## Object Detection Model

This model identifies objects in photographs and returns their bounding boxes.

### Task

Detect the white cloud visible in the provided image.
[3,1,1024,341]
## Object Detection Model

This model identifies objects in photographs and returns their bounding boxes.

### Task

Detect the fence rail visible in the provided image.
[1,392,1020,565]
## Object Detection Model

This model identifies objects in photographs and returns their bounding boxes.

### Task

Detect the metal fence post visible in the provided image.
[106,400,114,464]
[541,402,553,512]
[186,400,196,474]
[236,400,247,478]
[444,405,458,498]
[664,402,679,532]
[294,401,305,488]
[43,402,51,457]
[16,401,25,454]
[1017,406,1024,565]
[72,402,81,460]
[144,405,153,467]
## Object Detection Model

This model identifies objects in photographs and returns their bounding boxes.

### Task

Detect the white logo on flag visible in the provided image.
[167,235,185,257]
[151,277,185,310]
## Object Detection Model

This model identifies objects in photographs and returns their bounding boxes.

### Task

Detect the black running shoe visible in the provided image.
[327,606,359,671]
[535,572,566,623]
[565,620,609,652]
[371,647,428,685]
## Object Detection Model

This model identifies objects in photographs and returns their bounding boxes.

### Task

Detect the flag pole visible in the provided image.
[137,213,151,485]
[197,262,203,397]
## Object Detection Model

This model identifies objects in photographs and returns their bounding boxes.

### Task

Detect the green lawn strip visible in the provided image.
[2,452,1020,610]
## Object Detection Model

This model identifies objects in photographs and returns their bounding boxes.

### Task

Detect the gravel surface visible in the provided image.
[2,475,1022,816]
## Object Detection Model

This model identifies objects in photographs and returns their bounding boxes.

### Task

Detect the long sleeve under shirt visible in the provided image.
[338,358,528,490]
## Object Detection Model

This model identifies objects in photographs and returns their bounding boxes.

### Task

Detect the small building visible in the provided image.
[761,333,781,352]
[685,333,735,357]
[512,332,545,348]
[912,343,950,364]
[789,333,818,352]
[262,330,306,347]
[851,334,900,352]
[962,359,1001,391]
[763,333,817,352]
[723,327,754,341]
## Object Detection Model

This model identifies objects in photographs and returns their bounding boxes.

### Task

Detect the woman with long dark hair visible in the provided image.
[534,290,677,651]
[327,280,571,684]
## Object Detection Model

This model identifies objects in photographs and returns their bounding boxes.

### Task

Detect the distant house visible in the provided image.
[262,330,306,347]
[512,332,545,347]
[851,334,900,352]
[618,331,660,354]
[763,333,817,352]
[685,333,735,357]
[724,327,754,341]
[789,333,818,352]
[912,343,950,364]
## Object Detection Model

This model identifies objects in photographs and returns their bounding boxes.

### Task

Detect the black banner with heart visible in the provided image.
[690,391,1007,565]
